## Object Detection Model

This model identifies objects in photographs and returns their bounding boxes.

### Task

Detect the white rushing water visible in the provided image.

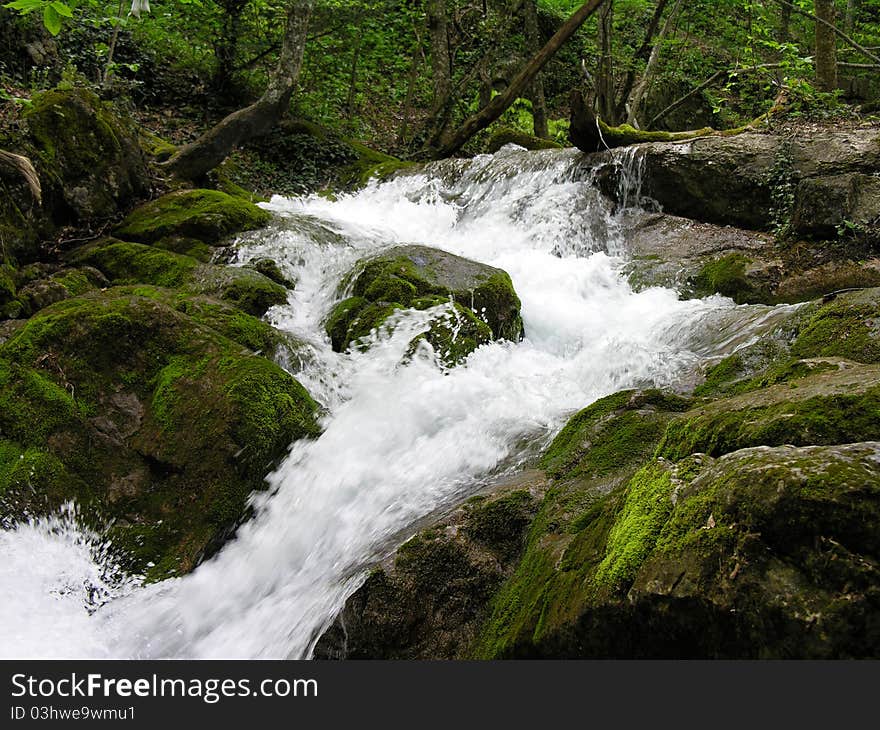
[1,145,792,659]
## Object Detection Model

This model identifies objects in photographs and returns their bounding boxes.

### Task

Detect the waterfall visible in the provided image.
[0,145,794,659]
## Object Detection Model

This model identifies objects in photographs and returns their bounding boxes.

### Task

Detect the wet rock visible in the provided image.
[0,287,320,580]
[482,442,880,659]
[67,239,288,317]
[325,245,523,364]
[314,481,545,660]
[115,189,271,244]
[622,212,880,304]
[25,87,150,224]
[599,127,880,238]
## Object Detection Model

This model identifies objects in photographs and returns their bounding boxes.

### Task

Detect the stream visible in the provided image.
[1,145,794,659]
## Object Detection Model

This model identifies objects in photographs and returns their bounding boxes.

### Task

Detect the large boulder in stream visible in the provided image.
[0,286,320,581]
[597,126,880,238]
[317,289,880,659]
[1,86,151,264]
[622,212,880,304]
[325,245,524,366]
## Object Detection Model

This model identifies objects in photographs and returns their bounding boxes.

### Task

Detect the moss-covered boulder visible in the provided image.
[658,364,880,461]
[1,86,150,264]
[314,484,543,660]
[540,389,691,487]
[115,189,271,244]
[326,245,523,363]
[695,288,880,399]
[68,239,288,317]
[315,389,690,658]
[0,287,320,580]
[480,442,880,658]
[25,87,150,224]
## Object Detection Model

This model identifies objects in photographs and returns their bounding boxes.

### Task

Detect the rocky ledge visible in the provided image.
[317,287,880,658]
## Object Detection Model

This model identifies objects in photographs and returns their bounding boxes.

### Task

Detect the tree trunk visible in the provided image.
[815,0,838,92]
[625,0,682,127]
[615,0,670,121]
[524,0,549,138]
[398,48,422,146]
[779,2,792,42]
[845,0,859,33]
[165,0,314,181]
[770,0,879,66]
[424,0,454,148]
[595,1,616,123]
[570,88,776,153]
[0,150,41,204]
[211,0,249,98]
[427,0,452,136]
[345,33,364,120]
[432,0,607,158]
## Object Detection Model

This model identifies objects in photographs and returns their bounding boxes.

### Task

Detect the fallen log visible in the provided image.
[569,89,779,153]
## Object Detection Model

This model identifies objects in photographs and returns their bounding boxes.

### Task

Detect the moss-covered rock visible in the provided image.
[696,288,880,399]
[540,389,691,486]
[0,287,319,580]
[115,189,271,244]
[791,288,880,364]
[326,245,523,362]
[25,86,150,223]
[189,264,288,317]
[14,266,108,318]
[657,364,880,461]
[313,483,543,660]
[68,239,288,317]
[68,239,200,288]
[1,85,150,264]
[244,257,295,289]
[480,442,880,658]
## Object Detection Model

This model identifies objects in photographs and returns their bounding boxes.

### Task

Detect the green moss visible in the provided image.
[791,289,880,364]
[51,269,96,297]
[696,355,838,398]
[338,140,416,188]
[69,240,199,288]
[176,298,282,353]
[540,389,691,481]
[0,264,16,303]
[593,462,673,588]
[138,129,176,161]
[334,246,523,351]
[188,266,288,317]
[0,358,83,445]
[463,490,535,560]
[363,273,418,305]
[475,484,623,658]
[486,127,562,153]
[657,373,880,462]
[153,236,215,263]
[599,119,715,146]
[150,356,209,434]
[245,258,294,289]
[0,442,87,521]
[115,189,271,244]
[691,253,755,303]
[0,287,320,578]
[220,355,320,475]
[326,296,402,351]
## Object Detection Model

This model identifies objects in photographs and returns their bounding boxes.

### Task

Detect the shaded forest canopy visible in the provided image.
[1,0,879,176]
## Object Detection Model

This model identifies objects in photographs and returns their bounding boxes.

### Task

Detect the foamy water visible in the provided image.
[0,145,795,658]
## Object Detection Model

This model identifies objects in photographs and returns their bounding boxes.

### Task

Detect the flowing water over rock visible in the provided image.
[0,145,798,659]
